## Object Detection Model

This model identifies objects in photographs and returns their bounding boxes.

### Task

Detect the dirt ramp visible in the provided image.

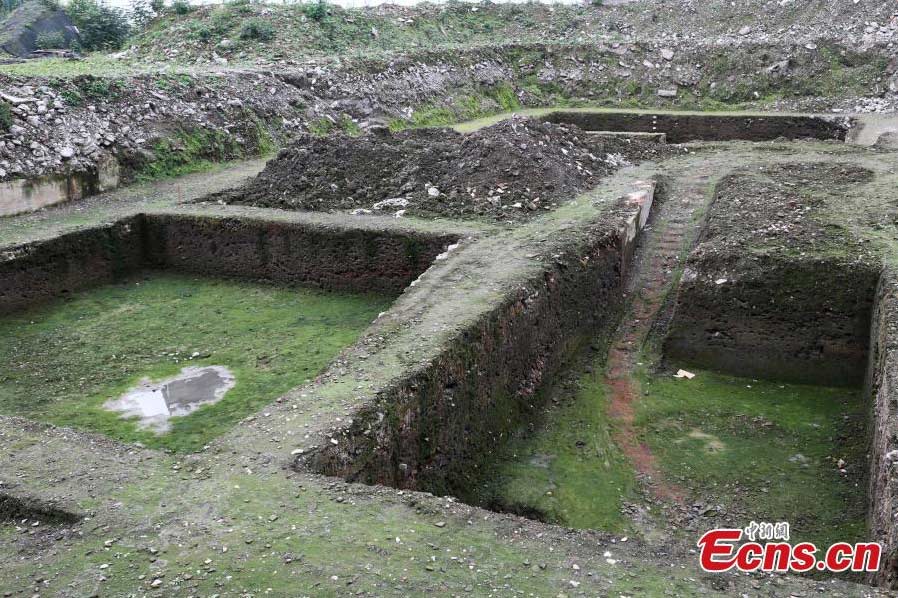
[207,117,673,223]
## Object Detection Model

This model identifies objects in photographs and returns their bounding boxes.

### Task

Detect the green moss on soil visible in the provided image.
[638,367,867,547]
[388,83,522,132]
[477,356,866,546]
[133,119,277,183]
[477,369,637,532]
[0,273,390,452]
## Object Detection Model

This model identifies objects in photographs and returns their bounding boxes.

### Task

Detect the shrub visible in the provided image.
[0,0,24,16]
[78,77,122,99]
[188,22,213,41]
[0,101,11,132]
[171,0,191,15]
[35,31,66,49]
[227,0,252,13]
[60,89,84,106]
[66,0,131,51]
[149,0,164,11]
[209,8,233,33]
[300,0,328,23]
[238,18,274,42]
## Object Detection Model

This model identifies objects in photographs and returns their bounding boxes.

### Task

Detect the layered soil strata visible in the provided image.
[866,269,898,587]
[664,162,881,386]
[0,211,456,313]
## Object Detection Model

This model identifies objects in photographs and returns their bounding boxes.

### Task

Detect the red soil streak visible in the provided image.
[604,220,691,504]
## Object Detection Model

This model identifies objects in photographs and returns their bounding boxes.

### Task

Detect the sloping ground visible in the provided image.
[0,0,894,199]
[208,117,676,222]
[128,0,895,67]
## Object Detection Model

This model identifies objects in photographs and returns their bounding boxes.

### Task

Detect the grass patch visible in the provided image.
[308,113,360,136]
[637,367,866,547]
[388,84,524,132]
[0,100,10,131]
[134,111,277,182]
[0,273,390,452]
[476,369,637,532]
[474,357,866,544]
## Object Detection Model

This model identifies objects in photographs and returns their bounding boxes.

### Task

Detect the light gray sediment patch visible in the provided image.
[103,366,235,433]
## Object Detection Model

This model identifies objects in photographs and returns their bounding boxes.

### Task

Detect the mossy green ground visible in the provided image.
[639,367,866,546]
[0,466,715,596]
[0,273,390,452]
[482,363,866,546]
[477,368,638,533]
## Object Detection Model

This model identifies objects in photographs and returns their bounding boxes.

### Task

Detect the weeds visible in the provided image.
[0,101,10,131]
[308,114,360,136]
[239,18,275,42]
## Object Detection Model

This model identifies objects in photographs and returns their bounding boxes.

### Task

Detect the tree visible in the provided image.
[66,0,131,51]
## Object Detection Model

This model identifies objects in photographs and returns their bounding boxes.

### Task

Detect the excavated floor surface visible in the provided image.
[1,109,898,596]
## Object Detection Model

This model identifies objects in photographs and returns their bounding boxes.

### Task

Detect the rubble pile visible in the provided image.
[207,117,676,222]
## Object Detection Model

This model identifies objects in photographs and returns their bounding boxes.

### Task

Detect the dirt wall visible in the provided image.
[0,217,143,314]
[865,268,898,588]
[542,111,852,143]
[664,254,879,386]
[141,214,455,295]
[0,213,456,314]
[302,225,629,497]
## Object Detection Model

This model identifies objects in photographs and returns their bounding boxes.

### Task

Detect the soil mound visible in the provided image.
[206,117,674,222]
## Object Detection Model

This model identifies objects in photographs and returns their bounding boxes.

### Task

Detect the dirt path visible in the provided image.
[604,157,722,503]
[0,158,268,247]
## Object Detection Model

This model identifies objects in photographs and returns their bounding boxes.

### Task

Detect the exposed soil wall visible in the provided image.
[0,216,143,314]
[542,111,853,143]
[141,214,455,295]
[864,268,898,588]
[0,213,456,314]
[664,254,879,386]
[302,224,631,497]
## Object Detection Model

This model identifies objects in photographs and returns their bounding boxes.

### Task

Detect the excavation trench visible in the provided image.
[0,211,456,451]
[300,148,883,585]
[2,111,893,586]
[282,116,882,576]
[0,212,456,314]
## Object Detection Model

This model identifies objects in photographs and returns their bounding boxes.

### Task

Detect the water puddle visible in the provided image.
[104,366,235,433]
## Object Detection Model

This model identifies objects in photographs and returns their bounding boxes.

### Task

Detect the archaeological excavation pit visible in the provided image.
[3,109,898,595]
[0,209,460,451]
